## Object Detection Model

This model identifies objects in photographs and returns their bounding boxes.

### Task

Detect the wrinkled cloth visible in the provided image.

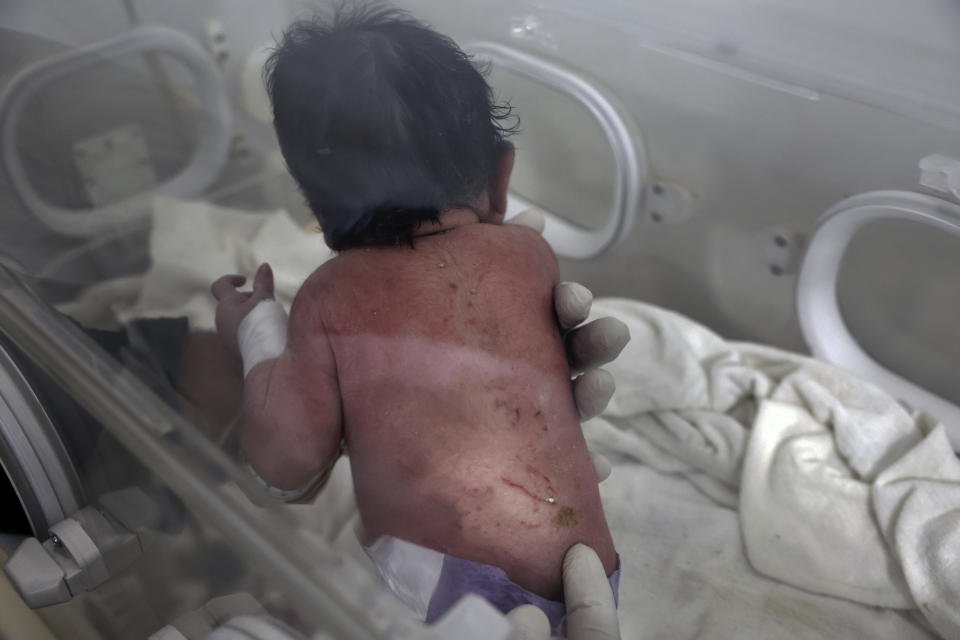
[588,297,959,638]
[60,196,330,330]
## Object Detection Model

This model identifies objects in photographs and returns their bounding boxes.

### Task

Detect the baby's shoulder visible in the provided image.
[297,255,341,295]
[476,220,550,246]
[287,256,348,318]
[454,222,554,262]
[472,223,559,280]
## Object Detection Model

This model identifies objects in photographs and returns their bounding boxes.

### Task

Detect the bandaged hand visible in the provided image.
[211,263,287,376]
[507,544,621,640]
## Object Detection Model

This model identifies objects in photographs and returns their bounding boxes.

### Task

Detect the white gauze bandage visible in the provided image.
[237,299,289,377]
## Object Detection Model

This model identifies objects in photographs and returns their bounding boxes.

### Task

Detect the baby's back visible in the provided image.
[301,224,615,598]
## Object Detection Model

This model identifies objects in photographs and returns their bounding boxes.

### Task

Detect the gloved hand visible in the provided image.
[554,281,629,420]
[506,544,621,640]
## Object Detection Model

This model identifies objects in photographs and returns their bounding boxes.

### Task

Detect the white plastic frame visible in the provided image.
[796,190,960,451]
[0,341,84,538]
[468,42,647,259]
[0,26,233,238]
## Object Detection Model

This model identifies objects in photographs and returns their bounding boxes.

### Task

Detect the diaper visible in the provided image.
[364,536,620,632]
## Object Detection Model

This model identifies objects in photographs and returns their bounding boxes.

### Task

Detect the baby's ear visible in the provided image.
[488,144,515,218]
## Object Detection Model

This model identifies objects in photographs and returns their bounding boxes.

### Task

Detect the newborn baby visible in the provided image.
[212,7,619,629]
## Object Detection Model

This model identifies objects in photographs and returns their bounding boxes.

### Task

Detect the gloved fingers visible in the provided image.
[563,544,621,640]
[572,369,615,420]
[506,604,551,640]
[504,208,546,234]
[565,318,630,372]
[211,274,247,300]
[252,263,275,299]
[589,451,612,483]
[554,282,593,330]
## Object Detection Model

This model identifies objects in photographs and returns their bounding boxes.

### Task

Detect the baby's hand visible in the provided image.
[210,263,276,355]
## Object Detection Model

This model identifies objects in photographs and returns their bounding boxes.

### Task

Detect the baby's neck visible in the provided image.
[411,207,488,239]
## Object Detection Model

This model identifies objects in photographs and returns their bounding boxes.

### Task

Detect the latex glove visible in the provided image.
[506,544,621,640]
[554,281,629,419]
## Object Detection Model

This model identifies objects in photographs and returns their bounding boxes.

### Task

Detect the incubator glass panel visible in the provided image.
[0,14,424,640]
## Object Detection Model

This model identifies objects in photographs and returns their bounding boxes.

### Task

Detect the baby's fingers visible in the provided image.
[211,274,247,300]
[252,263,275,300]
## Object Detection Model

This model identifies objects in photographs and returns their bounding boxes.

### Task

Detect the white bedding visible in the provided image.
[59,196,329,330]
[61,198,960,639]
[588,298,959,639]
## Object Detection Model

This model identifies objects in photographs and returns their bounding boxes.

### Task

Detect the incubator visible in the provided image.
[1,1,959,638]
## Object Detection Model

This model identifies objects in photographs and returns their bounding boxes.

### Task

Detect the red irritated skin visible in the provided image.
[239,221,616,601]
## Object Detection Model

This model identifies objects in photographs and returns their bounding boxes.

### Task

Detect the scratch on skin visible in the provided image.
[501,476,557,505]
[534,410,548,432]
[525,464,556,495]
[500,476,539,501]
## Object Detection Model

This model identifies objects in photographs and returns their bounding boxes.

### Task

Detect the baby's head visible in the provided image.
[266,5,517,250]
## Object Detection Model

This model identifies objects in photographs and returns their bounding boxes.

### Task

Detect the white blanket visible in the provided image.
[589,298,960,639]
[59,196,330,330]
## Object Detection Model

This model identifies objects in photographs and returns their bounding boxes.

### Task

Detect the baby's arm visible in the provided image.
[212,265,342,500]
[239,333,342,496]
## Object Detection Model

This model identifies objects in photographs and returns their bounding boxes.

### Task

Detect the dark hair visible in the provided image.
[265,5,517,250]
